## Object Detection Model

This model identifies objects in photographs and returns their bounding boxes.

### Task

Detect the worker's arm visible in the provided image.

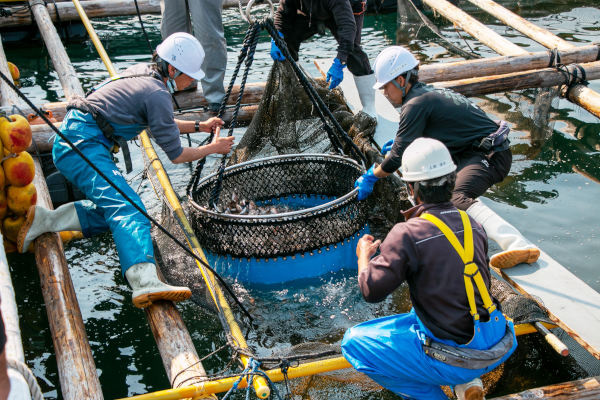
[171,130,234,164]
[174,117,224,134]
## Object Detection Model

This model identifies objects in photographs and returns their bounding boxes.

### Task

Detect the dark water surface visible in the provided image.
[3,2,600,399]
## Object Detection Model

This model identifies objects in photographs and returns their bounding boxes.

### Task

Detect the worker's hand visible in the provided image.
[200,116,224,133]
[270,31,285,61]
[354,164,379,201]
[210,129,234,155]
[381,139,394,156]
[326,58,346,90]
[356,234,381,259]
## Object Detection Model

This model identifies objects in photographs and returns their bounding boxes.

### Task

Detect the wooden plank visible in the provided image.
[496,250,600,359]
[420,0,526,56]
[466,0,573,50]
[491,376,600,399]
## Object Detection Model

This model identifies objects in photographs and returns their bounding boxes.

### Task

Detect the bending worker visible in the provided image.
[17,33,234,308]
[355,46,540,270]
[343,138,517,400]
[271,0,377,117]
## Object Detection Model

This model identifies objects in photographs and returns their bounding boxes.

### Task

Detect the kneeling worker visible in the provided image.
[355,46,539,269]
[17,32,234,308]
[343,138,517,399]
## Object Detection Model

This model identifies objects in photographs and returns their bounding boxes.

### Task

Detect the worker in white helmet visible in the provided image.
[355,46,540,270]
[343,138,517,400]
[17,33,234,308]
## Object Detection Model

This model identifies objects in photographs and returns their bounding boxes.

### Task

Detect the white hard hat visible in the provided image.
[373,46,419,89]
[401,138,456,182]
[156,32,205,80]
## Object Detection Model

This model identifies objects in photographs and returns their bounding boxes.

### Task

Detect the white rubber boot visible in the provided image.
[125,262,192,308]
[17,203,81,253]
[353,73,377,118]
[467,200,540,269]
[455,378,485,400]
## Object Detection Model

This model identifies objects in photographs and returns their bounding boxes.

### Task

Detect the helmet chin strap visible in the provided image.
[391,69,414,98]
[166,69,183,94]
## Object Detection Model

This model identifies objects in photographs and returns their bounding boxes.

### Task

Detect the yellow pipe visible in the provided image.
[118,320,556,400]
[118,356,353,400]
[70,1,270,397]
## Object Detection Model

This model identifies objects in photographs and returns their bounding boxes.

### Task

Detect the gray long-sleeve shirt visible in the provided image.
[83,63,183,160]
[380,83,499,174]
[274,0,357,63]
[359,202,500,343]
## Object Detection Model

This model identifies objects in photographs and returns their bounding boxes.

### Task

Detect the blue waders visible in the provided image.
[52,109,155,274]
[342,210,517,399]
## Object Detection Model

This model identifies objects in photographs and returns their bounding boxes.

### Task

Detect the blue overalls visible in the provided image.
[342,210,517,399]
[53,108,154,274]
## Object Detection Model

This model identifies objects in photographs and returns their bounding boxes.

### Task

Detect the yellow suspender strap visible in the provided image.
[420,211,496,320]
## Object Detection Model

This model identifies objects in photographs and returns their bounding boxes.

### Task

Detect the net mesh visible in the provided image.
[188,154,368,258]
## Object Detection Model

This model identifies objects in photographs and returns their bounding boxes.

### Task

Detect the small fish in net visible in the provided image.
[214,192,296,215]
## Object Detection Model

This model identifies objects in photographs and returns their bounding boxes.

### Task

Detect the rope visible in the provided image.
[186,22,258,196]
[555,63,589,98]
[6,358,44,400]
[0,69,253,324]
[209,22,262,209]
[133,0,153,55]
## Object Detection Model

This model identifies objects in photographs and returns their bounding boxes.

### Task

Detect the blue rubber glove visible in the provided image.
[326,58,346,90]
[381,139,394,156]
[354,164,379,201]
[270,31,285,62]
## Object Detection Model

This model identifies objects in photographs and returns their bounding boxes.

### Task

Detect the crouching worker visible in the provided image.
[16,32,234,308]
[343,138,517,400]
[356,46,539,269]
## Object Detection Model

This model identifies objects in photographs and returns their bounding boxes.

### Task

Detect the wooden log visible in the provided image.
[566,84,600,120]
[0,36,13,105]
[466,0,573,50]
[420,0,526,56]
[31,159,104,400]
[145,301,215,394]
[419,45,600,83]
[491,376,600,399]
[29,0,84,99]
[435,61,600,97]
[0,0,274,28]
[174,82,265,110]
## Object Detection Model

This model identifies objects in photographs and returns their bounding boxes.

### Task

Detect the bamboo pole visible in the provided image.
[466,0,573,51]
[420,0,525,56]
[1,29,104,400]
[29,0,84,99]
[0,0,276,28]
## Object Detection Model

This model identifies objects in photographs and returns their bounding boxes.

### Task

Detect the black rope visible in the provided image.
[547,48,561,68]
[49,0,69,42]
[263,19,367,165]
[209,22,262,209]
[0,69,253,324]
[186,22,258,196]
[555,63,589,98]
[133,0,153,55]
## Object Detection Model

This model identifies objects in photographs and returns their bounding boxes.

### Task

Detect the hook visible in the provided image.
[239,0,274,24]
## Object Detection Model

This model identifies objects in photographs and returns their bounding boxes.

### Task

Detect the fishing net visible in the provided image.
[490,275,553,325]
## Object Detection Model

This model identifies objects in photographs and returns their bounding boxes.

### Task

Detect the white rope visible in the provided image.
[6,358,44,400]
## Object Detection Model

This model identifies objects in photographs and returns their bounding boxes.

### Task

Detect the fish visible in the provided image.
[215,192,295,215]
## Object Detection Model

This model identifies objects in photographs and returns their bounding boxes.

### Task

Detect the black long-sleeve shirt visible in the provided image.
[274,0,357,63]
[380,83,499,173]
[359,202,500,343]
